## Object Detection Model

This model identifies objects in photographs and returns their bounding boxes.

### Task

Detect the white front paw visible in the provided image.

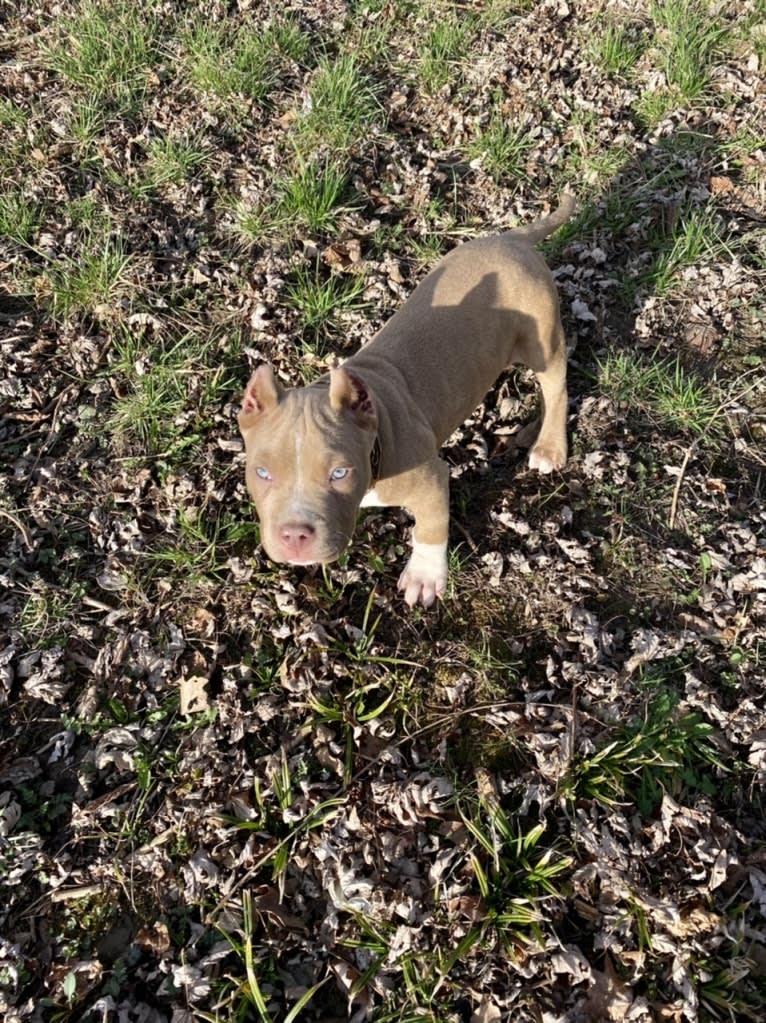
[398,541,448,608]
[528,440,567,474]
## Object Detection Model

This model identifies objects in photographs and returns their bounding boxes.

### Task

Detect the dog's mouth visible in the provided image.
[278,548,346,567]
[265,524,351,567]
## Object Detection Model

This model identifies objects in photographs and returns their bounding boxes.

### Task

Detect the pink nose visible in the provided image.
[279,521,316,559]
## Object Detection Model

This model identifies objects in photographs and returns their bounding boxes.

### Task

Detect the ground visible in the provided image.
[1,1,765,1021]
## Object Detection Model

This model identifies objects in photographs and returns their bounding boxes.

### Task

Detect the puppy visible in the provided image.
[239,194,574,606]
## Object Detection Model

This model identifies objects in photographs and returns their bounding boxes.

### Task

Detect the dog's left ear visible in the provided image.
[329,367,377,431]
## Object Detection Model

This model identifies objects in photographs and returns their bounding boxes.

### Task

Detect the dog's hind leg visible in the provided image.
[516,321,568,473]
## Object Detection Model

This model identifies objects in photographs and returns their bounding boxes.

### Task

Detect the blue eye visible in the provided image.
[330,467,349,481]
[255,466,272,480]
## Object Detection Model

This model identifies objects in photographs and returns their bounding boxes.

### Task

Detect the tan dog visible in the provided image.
[239,194,574,607]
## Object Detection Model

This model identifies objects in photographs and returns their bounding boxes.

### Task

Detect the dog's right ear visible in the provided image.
[238,364,282,432]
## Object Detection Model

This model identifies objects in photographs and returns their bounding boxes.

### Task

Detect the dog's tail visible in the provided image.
[510,191,577,245]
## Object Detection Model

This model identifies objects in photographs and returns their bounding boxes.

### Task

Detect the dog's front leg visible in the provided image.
[394,459,450,608]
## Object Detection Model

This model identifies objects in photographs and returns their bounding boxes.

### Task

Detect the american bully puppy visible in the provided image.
[239,193,575,607]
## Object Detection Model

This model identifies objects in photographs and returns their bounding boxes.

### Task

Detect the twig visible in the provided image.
[668,439,698,530]
[0,508,33,550]
[451,518,478,552]
[667,370,762,530]
[33,382,78,469]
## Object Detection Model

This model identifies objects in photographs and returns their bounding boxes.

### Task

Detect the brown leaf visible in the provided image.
[253,885,309,932]
[322,239,363,271]
[187,607,217,637]
[179,675,209,715]
[135,921,171,955]
[471,996,502,1022]
[446,894,485,921]
[585,956,633,1020]
[710,175,734,194]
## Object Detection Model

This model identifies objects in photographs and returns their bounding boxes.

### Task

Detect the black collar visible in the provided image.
[370,436,382,484]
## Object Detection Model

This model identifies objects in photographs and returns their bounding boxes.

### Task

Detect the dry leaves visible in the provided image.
[0,0,764,1020]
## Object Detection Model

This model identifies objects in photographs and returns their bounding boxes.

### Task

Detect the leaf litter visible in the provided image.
[1,0,765,1020]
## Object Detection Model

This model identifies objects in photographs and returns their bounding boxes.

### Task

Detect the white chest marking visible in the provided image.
[360,488,387,508]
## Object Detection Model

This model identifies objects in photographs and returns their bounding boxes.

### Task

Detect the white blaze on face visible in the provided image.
[287,422,308,519]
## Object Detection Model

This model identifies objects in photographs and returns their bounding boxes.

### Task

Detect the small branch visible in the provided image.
[668,440,698,530]
[0,508,33,550]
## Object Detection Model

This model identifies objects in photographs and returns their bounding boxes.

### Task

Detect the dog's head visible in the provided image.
[238,364,378,565]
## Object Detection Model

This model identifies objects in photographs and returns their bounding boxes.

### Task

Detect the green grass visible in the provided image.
[597,351,724,437]
[146,508,255,582]
[267,13,313,64]
[735,0,766,64]
[478,0,536,31]
[183,21,275,103]
[45,0,162,114]
[563,682,723,814]
[459,778,573,941]
[401,195,460,269]
[720,126,766,195]
[723,126,766,166]
[417,14,476,94]
[468,105,533,184]
[649,0,730,101]
[213,890,327,1022]
[294,53,382,153]
[644,204,722,296]
[91,133,210,200]
[65,195,109,231]
[105,332,191,455]
[407,231,450,271]
[279,158,355,233]
[631,0,733,122]
[144,133,210,189]
[565,108,633,190]
[20,582,83,647]
[544,180,636,252]
[285,264,367,345]
[308,665,404,782]
[44,234,135,322]
[221,158,357,244]
[610,200,722,301]
[633,85,684,127]
[590,20,645,76]
[105,328,235,456]
[223,195,276,249]
[65,95,107,153]
[183,14,310,106]
[343,16,397,65]
[0,190,44,246]
[0,98,28,129]
[696,950,766,1021]
[657,127,715,163]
